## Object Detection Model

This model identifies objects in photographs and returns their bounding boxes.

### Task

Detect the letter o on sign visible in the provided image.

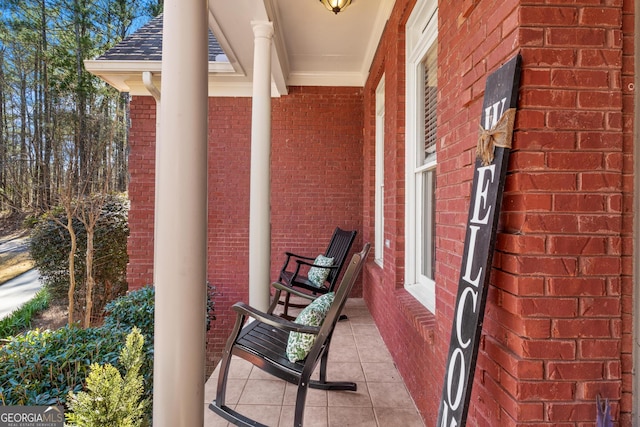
[446,347,465,411]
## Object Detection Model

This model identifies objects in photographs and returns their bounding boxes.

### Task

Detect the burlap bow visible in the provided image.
[476,108,516,166]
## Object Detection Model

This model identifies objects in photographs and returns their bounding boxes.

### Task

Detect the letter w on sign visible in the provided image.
[436,54,521,427]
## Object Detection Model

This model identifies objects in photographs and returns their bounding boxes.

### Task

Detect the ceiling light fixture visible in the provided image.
[319,0,352,14]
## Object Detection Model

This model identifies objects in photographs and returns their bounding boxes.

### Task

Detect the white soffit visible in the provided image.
[208,0,394,88]
[267,0,394,86]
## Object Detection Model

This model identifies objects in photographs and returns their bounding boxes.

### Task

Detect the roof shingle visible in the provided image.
[96,14,224,62]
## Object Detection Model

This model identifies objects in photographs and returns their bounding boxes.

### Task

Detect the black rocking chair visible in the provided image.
[275,227,357,318]
[209,243,370,427]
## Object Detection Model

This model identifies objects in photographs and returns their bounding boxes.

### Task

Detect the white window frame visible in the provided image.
[405,0,438,313]
[375,76,385,267]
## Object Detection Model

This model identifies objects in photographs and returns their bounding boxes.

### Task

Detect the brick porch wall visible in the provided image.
[127,87,364,375]
[127,96,156,290]
[362,0,632,425]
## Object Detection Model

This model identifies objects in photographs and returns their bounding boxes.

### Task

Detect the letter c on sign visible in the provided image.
[456,286,478,349]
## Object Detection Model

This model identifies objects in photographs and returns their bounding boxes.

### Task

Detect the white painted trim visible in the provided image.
[84,59,235,74]
[361,0,396,81]
[406,280,435,312]
[286,71,365,87]
[264,0,291,96]
[375,76,386,266]
[142,71,161,101]
[86,68,285,98]
[404,0,438,313]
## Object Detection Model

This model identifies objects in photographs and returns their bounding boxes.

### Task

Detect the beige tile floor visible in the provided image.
[203,298,425,427]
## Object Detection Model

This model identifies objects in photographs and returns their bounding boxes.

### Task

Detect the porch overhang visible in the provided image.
[84,0,395,97]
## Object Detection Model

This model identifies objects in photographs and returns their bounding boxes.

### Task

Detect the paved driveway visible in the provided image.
[0,269,42,320]
[0,234,42,320]
[0,233,30,256]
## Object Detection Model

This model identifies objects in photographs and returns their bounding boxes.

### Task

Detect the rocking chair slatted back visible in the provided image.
[275,227,357,318]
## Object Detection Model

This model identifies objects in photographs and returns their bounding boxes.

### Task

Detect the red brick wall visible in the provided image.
[271,86,364,292]
[127,88,363,374]
[621,0,635,423]
[363,0,632,425]
[127,96,156,290]
[205,97,252,372]
[501,1,629,424]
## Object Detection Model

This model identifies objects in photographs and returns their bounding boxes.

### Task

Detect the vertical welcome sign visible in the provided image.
[436,54,521,426]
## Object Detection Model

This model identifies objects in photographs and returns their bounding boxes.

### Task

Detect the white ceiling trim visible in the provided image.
[360,0,395,79]
[287,71,365,87]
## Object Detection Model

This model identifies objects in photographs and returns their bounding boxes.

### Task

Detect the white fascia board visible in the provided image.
[84,59,264,97]
[85,60,235,75]
[104,73,282,97]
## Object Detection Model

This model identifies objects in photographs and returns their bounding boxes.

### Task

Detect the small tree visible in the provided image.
[30,193,129,325]
[60,188,80,326]
[77,192,106,327]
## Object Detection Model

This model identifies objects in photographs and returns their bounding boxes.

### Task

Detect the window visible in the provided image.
[405,0,438,312]
[375,76,385,266]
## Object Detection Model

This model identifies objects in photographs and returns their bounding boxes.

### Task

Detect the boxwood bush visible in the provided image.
[29,193,130,318]
[0,286,154,413]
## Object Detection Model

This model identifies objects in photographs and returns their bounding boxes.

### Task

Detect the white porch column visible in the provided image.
[153,0,208,425]
[249,21,274,311]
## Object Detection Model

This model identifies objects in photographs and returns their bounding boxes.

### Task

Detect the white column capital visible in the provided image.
[251,20,274,40]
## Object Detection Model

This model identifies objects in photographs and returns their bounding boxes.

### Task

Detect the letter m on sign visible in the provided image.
[436,54,521,427]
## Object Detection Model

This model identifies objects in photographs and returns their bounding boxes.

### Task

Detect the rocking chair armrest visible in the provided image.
[286,259,338,285]
[232,302,321,335]
[284,251,315,261]
[271,281,318,302]
[294,259,340,270]
[280,252,315,276]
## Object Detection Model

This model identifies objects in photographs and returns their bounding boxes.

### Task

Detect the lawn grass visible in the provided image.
[0,287,50,339]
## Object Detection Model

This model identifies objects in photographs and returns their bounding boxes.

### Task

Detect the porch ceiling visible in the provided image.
[85,0,394,97]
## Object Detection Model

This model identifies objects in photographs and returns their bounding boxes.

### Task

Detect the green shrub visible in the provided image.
[29,193,129,316]
[103,286,155,397]
[0,326,125,406]
[0,287,50,338]
[0,285,214,421]
[103,286,154,342]
[66,328,149,427]
[0,288,153,415]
